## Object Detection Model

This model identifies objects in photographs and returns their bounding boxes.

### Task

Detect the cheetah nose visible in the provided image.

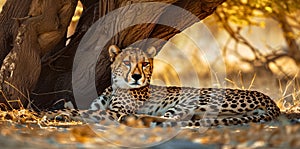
[132,74,142,81]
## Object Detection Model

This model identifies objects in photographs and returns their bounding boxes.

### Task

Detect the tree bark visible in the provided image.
[0,0,77,110]
[0,0,31,66]
[0,0,226,110]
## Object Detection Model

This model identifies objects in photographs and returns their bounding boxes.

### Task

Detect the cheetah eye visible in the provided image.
[142,62,149,67]
[123,61,130,66]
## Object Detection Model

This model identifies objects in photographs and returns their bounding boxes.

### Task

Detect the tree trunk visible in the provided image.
[0,0,77,110]
[0,0,225,110]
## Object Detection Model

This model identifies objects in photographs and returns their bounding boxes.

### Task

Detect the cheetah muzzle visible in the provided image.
[43,45,281,128]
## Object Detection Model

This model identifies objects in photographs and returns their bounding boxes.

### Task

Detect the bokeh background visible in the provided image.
[1,0,299,109]
[1,1,300,148]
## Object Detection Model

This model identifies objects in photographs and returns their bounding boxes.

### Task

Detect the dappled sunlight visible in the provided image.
[151,59,182,86]
[67,1,83,37]
[152,22,214,88]
[269,56,300,77]
[152,8,300,104]
[0,0,5,12]
[0,0,300,148]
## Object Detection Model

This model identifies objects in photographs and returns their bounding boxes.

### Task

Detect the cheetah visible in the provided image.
[44,45,281,127]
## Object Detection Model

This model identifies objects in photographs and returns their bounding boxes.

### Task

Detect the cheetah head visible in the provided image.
[108,45,156,89]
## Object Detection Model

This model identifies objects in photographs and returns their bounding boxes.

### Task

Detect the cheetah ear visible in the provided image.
[108,45,121,62]
[146,46,156,58]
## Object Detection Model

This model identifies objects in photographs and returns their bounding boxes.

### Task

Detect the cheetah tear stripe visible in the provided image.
[42,45,281,128]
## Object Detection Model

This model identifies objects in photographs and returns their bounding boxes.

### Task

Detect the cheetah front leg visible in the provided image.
[121,103,197,127]
[89,86,113,110]
[162,104,196,121]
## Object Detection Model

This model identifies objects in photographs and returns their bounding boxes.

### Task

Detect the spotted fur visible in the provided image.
[43,45,281,127]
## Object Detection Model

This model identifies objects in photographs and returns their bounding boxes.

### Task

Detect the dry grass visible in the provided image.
[0,0,299,148]
[0,74,299,148]
[225,71,257,90]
